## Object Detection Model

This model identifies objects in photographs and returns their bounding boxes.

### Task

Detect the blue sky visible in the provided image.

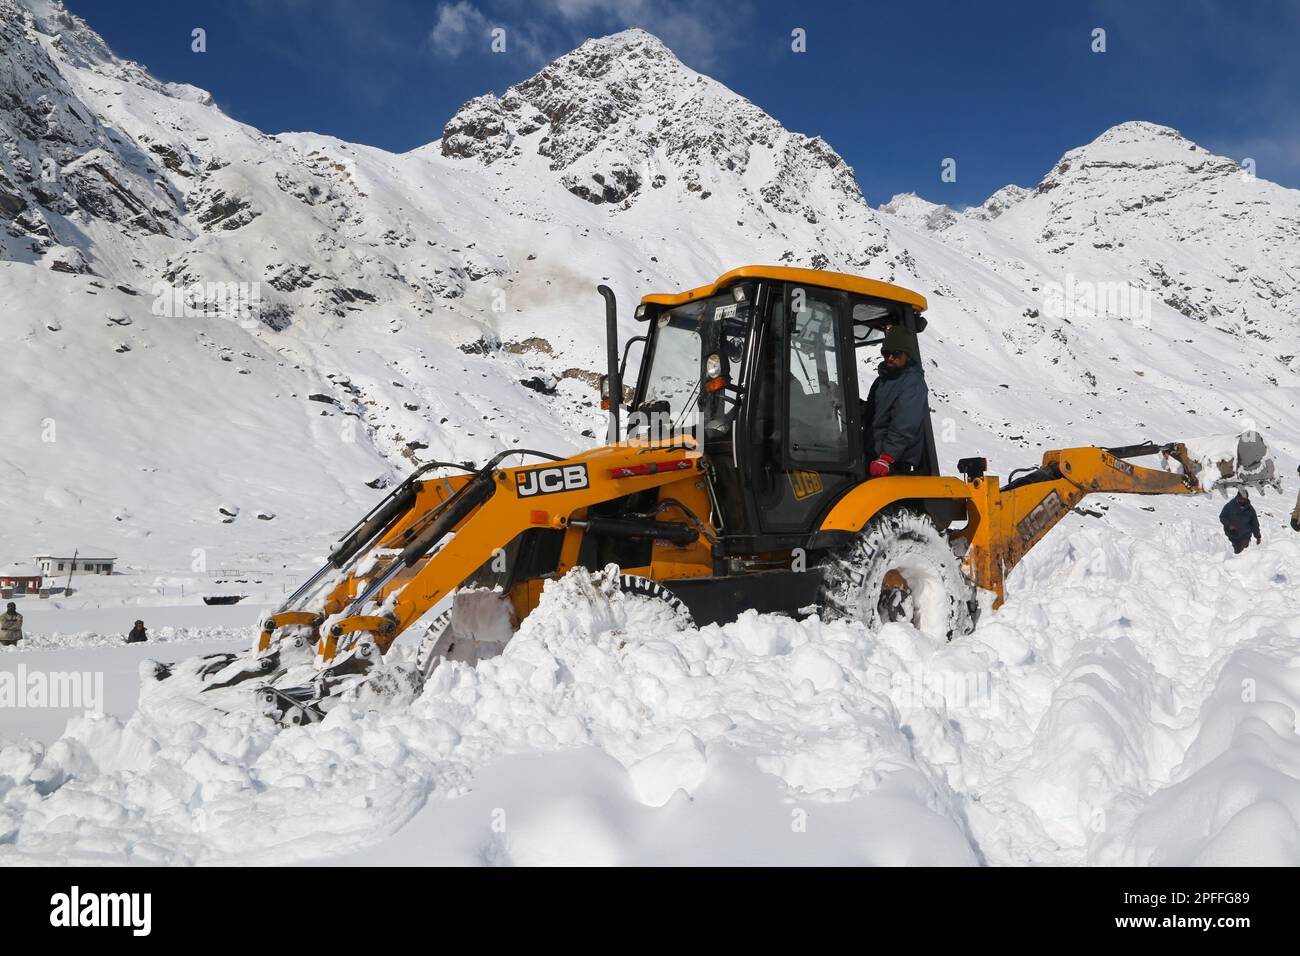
[64,0,1300,207]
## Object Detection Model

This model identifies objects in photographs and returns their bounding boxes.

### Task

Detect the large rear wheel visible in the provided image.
[610,572,693,627]
[819,508,976,641]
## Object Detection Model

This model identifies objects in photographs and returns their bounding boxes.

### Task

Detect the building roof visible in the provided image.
[32,548,117,561]
[0,563,43,578]
[640,266,929,312]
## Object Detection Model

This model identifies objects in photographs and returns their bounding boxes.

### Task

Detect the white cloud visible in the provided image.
[545,0,652,19]
[427,0,748,70]
[428,0,492,59]
[428,1,548,64]
[534,0,750,70]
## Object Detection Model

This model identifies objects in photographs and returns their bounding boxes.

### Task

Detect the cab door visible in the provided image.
[748,282,862,534]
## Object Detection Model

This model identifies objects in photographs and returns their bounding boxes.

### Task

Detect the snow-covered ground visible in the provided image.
[0,637,244,747]
[3,0,1300,865]
[0,595,263,746]
[2,499,1298,865]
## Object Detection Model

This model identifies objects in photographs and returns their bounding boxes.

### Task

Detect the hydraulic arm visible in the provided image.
[953,443,1200,604]
[258,441,705,663]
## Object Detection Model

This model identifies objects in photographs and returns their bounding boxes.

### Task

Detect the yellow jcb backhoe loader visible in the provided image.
[157,266,1271,726]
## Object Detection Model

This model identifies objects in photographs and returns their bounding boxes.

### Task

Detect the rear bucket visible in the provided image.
[1169,430,1281,495]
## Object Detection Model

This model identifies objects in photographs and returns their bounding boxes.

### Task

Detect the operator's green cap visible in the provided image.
[882,325,920,363]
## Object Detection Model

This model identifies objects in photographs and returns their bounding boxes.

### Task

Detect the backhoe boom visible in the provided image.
[953,444,1199,604]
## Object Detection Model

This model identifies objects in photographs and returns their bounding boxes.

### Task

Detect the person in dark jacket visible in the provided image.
[126,619,148,643]
[1220,489,1261,553]
[1290,465,1300,533]
[0,602,22,646]
[865,325,928,476]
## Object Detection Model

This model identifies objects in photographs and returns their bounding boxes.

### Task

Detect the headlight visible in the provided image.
[706,353,722,379]
[634,303,647,319]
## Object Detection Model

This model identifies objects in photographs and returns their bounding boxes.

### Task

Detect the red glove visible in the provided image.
[869,454,894,477]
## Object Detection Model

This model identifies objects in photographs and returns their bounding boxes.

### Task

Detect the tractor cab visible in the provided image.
[619,267,938,549]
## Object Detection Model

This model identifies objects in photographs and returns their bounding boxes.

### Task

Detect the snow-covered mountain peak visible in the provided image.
[437,29,866,216]
[941,118,1300,361]
[13,0,211,103]
[1036,120,1239,196]
[589,26,669,47]
[965,183,1030,221]
[574,25,675,60]
[879,191,957,231]
[1090,119,1189,146]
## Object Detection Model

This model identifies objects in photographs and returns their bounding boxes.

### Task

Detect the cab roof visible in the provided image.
[640,266,929,313]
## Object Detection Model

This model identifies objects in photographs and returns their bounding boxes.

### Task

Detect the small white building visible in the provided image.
[32,548,117,576]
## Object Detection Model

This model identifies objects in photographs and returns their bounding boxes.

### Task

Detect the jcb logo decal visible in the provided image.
[516,464,589,498]
[788,470,824,500]
[1017,490,1065,543]
[1103,453,1134,476]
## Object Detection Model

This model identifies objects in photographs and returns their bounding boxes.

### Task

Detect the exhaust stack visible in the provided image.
[598,285,621,444]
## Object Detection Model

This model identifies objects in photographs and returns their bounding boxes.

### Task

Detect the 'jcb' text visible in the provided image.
[516,464,589,497]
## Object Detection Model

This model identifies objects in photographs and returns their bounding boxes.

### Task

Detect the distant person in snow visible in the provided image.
[1291,466,1300,533]
[1220,489,1261,554]
[0,602,22,645]
[865,326,928,477]
[126,620,148,644]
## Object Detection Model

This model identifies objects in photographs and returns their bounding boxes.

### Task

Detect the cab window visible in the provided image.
[785,287,849,466]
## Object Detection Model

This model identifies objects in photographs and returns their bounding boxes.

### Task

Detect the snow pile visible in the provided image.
[951,519,1300,864]
[0,569,978,863]
[0,519,1297,865]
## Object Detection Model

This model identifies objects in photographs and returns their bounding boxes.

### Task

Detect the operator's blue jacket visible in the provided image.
[867,361,928,469]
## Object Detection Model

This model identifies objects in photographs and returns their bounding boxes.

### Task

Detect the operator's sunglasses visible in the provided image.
[882,350,903,359]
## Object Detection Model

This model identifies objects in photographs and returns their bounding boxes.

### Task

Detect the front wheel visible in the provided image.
[819,508,977,641]
[415,588,516,677]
